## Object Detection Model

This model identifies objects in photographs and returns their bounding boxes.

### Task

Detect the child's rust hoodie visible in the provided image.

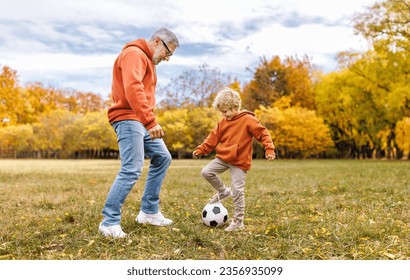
[195,110,275,170]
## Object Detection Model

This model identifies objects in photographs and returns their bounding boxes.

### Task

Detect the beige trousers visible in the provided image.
[201,158,247,223]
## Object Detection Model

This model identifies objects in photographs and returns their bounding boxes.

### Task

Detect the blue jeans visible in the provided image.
[101,120,172,226]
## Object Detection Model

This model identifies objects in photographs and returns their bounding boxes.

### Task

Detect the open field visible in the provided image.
[0,159,409,260]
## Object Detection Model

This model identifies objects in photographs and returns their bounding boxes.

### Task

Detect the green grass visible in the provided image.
[0,159,409,260]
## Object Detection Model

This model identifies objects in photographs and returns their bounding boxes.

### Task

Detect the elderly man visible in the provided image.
[99,27,179,238]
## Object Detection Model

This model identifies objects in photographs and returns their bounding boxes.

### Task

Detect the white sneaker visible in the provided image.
[136,211,173,226]
[225,220,245,231]
[98,222,127,238]
[209,188,232,204]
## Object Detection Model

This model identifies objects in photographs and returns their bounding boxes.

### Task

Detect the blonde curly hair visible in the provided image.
[212,87,242,110]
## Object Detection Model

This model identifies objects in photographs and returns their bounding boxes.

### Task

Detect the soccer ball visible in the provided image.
[202,203,228,228]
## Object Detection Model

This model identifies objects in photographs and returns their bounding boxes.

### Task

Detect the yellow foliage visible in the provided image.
[256,105,334,158]
[395,117,410,153]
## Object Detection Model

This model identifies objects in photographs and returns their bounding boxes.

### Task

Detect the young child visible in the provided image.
[193,87,275,231]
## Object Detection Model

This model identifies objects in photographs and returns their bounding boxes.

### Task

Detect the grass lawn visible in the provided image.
[0,159,409,260]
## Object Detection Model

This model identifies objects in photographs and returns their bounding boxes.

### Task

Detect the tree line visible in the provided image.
[0,0,409,159]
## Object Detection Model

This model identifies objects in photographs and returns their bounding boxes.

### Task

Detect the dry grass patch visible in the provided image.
[0,159,409,260]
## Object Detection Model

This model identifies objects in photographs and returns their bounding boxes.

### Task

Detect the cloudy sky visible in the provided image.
[0,0,376,98]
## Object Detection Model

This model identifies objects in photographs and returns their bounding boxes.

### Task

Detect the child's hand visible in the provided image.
[192,151,199,159]
[266,153,275,161]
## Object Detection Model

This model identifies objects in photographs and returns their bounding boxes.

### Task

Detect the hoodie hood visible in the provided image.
[231,110,255,121]
[122,39,153,60]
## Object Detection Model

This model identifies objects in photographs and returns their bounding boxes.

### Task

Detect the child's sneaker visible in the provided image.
[225,220,245,231]
[136,211,173,226]
[98,222,127,238]
[209,188,232,204]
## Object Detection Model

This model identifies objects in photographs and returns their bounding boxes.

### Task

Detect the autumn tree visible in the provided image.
[32,110,77,158]
[315,70,376,158]
[63,111,117,158]
[61,89,105,114]
[255,99,334,158]
[242,56,285,112]
[188,107,220,149]
[283,56,316,109]
[158,109,192,159]
[0,124,33,158]
[353,0,410,52]
[157,107,220,158]
[22,82,63,123]
[330,0,410,158]
[242,55,316,112]
[395,117,410,159]
[0,66,23,126]
[0,65,113,158]
[158,64,231,109]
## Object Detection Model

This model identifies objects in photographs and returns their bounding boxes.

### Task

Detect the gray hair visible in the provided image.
[213,87,242,110]
[150,26,179,47]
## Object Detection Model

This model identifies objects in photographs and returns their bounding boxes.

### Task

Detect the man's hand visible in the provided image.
[147,124,164,140]
[266,153,276,161]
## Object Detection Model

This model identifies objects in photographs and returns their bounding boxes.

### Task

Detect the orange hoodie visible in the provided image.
[195,110,275,170]
[107,39,158,129]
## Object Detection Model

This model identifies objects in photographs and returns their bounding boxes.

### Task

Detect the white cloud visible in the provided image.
[0,0,377,95]
[286,0,371,19]
[243,23,367,57]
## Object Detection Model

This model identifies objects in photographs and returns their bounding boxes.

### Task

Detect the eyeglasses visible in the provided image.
[160,39,173,57]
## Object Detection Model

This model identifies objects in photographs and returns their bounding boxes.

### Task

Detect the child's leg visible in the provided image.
[230,166,247,223]
[201,158,229,193]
